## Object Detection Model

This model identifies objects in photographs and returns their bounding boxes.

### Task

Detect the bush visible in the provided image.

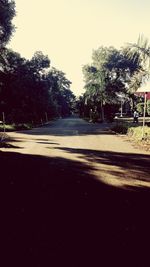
[136,102,144,115]
[14,123,32,131]
[111,122,129,134]
[128,126,150,140]
[0,124,15,132]
[147,100,150,116]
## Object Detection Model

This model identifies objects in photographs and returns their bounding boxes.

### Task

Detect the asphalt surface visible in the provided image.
[1,116,150,266]
[4,116,150,188]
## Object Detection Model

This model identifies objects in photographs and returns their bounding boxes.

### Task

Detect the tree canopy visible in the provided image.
[0,1,76,124]
[0,49,75,123]
[0,0,15,47]
[80,41,148,120]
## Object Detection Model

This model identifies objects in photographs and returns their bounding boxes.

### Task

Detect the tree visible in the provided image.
[0,0,15,47]
[0,49,52,123]
[82,47,127,121]
[136,102,144,115]
[82,43,148,121]
[82,47,110,121]
[125,35,150,92]
[30,51,50,72]
[46,67,74,117]
[0,2,76,124]
[0,48,75,123]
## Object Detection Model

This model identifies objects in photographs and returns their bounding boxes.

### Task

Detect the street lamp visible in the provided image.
[142,92,147,138]
[117,93,125,117]
[120,98,123,117]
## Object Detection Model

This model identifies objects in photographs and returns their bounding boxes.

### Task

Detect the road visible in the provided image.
[4,116,150,188]
[1,116,150,266]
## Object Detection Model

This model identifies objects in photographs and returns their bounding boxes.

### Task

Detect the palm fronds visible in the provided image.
[126,35,150,68]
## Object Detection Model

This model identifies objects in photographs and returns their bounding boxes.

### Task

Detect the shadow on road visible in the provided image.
[1,150,150,266]
[54,147,150,187]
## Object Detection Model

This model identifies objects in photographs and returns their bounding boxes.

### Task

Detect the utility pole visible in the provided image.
[142,92,147,139]
[2,112,6,133]
[136,83,150,139]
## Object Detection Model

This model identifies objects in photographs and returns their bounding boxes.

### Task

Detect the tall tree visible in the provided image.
[82,44,146,119]
[125,35,150,92]
[0,48,75,123]
[46,67,74,117]
[83,47,121,120]
[0,0,15,47]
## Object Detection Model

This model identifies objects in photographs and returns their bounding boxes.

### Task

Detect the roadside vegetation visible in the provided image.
[128,126,150,151]
[111,118,150,151]
[0,0,75,132]
[75,35,150,150]
[0,122,35,132]
[77,36,150,125]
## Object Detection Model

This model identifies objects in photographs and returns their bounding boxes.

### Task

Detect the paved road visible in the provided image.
[4,116,150,188]
[1,116,150,266]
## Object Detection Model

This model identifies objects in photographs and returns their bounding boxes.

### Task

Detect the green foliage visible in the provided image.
[147,100,150,115]
[136,102,144,115]
[128,126,150,140]
[45,67,75,117]
[81,36,150,121]
[0,123,33,132]
[0,124,15,131]
[82,45,141,120]
[30,51,50,71]
[0,48,75,124]
[0,1,75,124]
[82,47,114,121]
[125,35,150,93]
[0,0,16,46]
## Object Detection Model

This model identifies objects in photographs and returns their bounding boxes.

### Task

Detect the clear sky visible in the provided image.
[8,0,150,96]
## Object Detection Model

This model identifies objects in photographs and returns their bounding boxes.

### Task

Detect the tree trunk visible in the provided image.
[101,100,104,121]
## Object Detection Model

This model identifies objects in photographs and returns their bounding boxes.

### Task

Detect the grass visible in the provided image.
[0,122,37,132]
[127,126,150,151]
[111,117,150,151]
[128,126,150,140]
[0,124,16,132]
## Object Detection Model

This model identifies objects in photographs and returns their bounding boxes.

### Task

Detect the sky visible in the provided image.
[8,0,150,96]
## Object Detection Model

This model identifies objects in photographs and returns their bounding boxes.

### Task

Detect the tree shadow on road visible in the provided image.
[54,147,150,187]
[1,150,150,266]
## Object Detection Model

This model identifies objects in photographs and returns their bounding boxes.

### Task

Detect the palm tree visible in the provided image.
[125,35,150,92]
[83,65,106,121]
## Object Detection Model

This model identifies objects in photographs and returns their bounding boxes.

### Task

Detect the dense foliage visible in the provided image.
[147,100,150,116]
[0,1,75,124]
[79,39,150,121]
[0,0,15,46]
[0,49,75,123]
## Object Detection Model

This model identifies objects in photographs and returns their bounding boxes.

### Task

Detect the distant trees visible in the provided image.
[46,68,75,117]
